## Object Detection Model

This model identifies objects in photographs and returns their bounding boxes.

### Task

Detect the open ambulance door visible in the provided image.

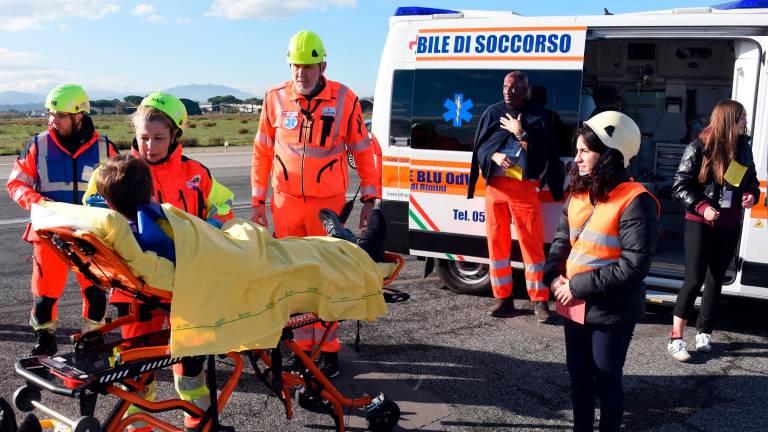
[733,37,768,300]
[401,26,587,295]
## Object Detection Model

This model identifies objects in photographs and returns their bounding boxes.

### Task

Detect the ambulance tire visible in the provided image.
[436,259,492,296]
[347,152,357,170]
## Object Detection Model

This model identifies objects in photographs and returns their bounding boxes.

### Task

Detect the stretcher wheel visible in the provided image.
[0,397,19,432]
[72,416,100,432]
[366,399,399,432]
[17,414,42,432]
[295,386,325,413]
[13,385,41,412]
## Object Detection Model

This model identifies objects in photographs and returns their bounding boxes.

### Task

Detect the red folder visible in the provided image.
[555,298,586,324]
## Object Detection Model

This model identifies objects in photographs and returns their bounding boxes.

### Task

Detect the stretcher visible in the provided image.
[3,225,407,432]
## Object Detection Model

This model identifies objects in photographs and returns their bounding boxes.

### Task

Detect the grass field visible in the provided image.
[0,113,259,155]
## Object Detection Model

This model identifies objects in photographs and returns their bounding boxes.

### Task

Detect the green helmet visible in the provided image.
[140,92,188,129]
[286,30,326,65]
[45,84,90,114]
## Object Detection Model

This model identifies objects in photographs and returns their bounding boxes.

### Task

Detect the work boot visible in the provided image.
[534,301,552,323]
[30,330,57,356]
[356,208,387,262]
[318,351,340,379]
[319,208,357,242]
[488,297,516,318]
[0,397,18,432]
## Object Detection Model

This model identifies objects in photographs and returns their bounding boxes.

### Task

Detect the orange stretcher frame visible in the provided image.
[8,226,405,432]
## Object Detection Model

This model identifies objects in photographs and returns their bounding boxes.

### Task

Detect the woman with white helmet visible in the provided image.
[543,111,660,432]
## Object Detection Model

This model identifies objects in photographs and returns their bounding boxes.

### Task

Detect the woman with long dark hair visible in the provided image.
[667,99,759,362]
[544,111,659,432]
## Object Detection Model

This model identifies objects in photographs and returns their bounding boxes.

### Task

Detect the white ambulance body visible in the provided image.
[372,2,768,301]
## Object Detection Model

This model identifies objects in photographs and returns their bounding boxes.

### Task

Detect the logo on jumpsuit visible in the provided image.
[282,111,299,129]
[186,174,201,189]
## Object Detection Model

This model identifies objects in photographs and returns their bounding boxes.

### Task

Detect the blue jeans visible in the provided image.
[564,320,635,432]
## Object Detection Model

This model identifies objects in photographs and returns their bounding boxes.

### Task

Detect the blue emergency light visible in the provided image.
[394,6,460,16]
[712,0,768,8]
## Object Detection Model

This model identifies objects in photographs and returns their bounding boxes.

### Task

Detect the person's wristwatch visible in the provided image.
[515,130,529,141]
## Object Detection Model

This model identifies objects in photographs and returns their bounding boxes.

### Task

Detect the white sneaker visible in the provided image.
[695,333,712,353]
[668,338,691,362]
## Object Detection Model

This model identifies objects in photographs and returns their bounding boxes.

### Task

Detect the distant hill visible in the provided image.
[0,91,44,105]
[0,103,44,112]
[164,84,255,103]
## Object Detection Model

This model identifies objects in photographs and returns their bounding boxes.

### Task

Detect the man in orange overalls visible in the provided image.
[251,30,380,377]
[6,84,118,355]
[468,71,564,322]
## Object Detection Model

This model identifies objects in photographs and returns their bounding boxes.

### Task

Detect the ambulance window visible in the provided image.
[390,70,414,142]
[411,69,582,156]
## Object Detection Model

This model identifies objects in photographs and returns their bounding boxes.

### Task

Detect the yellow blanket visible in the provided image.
[31,202,387,357]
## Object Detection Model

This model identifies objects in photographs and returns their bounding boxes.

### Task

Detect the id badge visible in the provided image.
[719,189,733,209]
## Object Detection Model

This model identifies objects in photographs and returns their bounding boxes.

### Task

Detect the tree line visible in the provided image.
[88,95,263,115]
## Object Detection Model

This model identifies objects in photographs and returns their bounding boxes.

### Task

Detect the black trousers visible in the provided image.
[673,220,741,334]
[564,320,635,432]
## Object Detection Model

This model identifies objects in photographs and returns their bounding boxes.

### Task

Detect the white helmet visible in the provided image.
[584,111,640,168]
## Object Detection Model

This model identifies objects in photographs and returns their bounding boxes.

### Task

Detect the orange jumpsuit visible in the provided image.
[6,125,116,329]
[251,78,379,352]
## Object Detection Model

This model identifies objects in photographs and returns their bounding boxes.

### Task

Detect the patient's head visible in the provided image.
[96,154,154,218]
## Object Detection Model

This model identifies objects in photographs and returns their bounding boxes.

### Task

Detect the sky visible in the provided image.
[0,0,723,99]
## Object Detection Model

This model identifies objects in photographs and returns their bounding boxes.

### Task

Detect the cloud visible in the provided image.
[0,67,141,94]
[0,0,119,32]
[131,3,155,15]
[0,48,42,70]
[175,17,191,24]
[207,0,357,19]
[146,14,165,23]
[58,23,71,32]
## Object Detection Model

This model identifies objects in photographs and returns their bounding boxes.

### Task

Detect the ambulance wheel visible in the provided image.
[347,152,357,170]
[437,259,491,296]
[13,386,41,412]
[366,399,400,432]
[72,416,100,432]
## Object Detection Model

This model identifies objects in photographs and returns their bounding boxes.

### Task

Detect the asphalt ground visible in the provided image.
[0,149,766,431]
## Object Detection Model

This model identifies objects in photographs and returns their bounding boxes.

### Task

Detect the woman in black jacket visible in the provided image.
[667,99,759,362]
[544,111,659,432]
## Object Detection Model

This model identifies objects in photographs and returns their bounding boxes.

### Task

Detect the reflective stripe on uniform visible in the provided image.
[489,258,509,270]
[254,131,274,147]
[579,229,621,248]
[491,274,514,287]
[252,186,268,198]
[360,185,377,197]
[568,251,620,268]
[346,136,371,153]
[8,168,35,186]
[524,262,545,273]
[330,84,349,141]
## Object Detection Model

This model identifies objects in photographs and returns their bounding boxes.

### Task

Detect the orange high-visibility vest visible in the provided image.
[251,79,379,205]
[566,182,659,278]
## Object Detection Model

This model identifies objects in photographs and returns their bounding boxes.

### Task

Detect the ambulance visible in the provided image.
[371,2,768,301]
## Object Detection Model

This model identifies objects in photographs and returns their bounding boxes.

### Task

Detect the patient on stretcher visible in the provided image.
[30,155,392,357]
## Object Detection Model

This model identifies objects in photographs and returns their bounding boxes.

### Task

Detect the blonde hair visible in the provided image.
[698,99,745,184]
[131,105,180,137]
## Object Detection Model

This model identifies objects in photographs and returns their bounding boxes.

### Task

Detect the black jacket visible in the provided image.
[543,185,659,325]
[467,101,564,200]
[672,135,760,214]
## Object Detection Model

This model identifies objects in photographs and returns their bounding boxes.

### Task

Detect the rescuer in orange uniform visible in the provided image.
[467,71,564,322]
[251,30,380,377]
[6,84,118,356]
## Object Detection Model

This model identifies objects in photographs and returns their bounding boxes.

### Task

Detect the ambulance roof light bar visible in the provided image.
[712,0,768,9]
[394,6,461,16]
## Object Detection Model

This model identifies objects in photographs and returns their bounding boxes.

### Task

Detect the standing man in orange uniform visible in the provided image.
[467,71,564,322]
[6,84,118,355]
[251,30,379,377]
